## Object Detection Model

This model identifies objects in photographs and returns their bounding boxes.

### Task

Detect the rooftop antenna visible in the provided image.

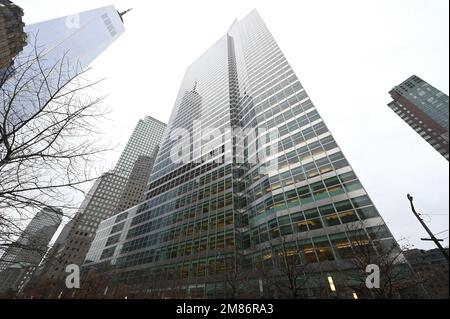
[118,8,132,22]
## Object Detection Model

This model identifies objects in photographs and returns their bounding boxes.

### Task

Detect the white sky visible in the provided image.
[14,0,449,250]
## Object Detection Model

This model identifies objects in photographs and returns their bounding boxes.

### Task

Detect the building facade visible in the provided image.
[0,0,26,75]
[34,116,166,284]
[114,116,166,179]
[20,5,126,71]
[83,10,403,299]
[404,248,449,299]
[2,5,128,127]
[0,207,62,294]
[388,75,449,160]
[115,151,159,214]
[26,219,75,288]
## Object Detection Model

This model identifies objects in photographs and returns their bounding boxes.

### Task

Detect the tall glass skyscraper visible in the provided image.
[21,5,126,70]
[84,10,400,298]
[1,5,128,135]
[0,207,62,293]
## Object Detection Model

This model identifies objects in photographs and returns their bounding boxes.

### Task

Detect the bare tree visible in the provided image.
[257,236,311,299]
[19,263,132,299]
[73,270,111,299]
[344,221,427,299]
[0,39,110,256]
[220,254,250,299]
[19,277,60,299]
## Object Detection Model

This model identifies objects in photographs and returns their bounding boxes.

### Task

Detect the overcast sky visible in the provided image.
[15,0,449,249]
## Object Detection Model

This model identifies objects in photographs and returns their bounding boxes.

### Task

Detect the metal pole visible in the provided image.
[407,194,449,262]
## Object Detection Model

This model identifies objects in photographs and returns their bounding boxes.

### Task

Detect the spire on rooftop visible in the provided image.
[118,8,132,23]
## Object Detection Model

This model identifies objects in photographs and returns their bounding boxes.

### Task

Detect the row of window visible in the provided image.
[247,196,379,248]
[111,224,394,281]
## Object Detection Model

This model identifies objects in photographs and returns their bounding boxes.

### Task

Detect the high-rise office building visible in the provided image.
[114,117,166,178]
[84,10,402,299]
[115,151,159,214]
[2,5,128,125]
[3,4,128,84]
[388,75,449,160]
[403,248,449,299]
[0,0,27,77]
[35,116,165,284]
[0,207,62,293]
[21,5,127,71]
[26,219,75,286]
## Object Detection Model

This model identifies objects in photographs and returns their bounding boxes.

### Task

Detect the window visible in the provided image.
[308,218,323,230]
[325,214,341,226]
[357,206,378,219]
[351,196,372,208]
[344,180,363,192]
[319,204,335,216]
[334,200,353,212]
[304,208,319,219]
[338,210,359,223]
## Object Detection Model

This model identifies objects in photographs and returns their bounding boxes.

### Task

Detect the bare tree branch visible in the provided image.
[0,37,112,264]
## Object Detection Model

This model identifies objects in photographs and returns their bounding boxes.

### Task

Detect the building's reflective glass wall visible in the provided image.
[84,10,400,299]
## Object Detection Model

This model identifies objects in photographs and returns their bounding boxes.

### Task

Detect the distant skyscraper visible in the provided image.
[0,207,62,293]
[388,75,449,160]
[114,116,166,178]
[1,5,129,137]
[403,248,449,299]
[36,116,166,283]
[115,151,159,214]
[27,219,74,283]
[84,10,401,299]
[20,5,127,70]
[0,0,27,77]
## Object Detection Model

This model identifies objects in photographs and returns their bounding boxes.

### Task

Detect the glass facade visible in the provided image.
[0,207,62,293]
[388,75,449,160]
[36,116,166,283]
[391,76,448,132]
[84,10,398,298]
[21,5,125,71]
[114,116,166,179]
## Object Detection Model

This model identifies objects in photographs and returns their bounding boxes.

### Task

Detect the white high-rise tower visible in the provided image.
[22,5,127,69]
